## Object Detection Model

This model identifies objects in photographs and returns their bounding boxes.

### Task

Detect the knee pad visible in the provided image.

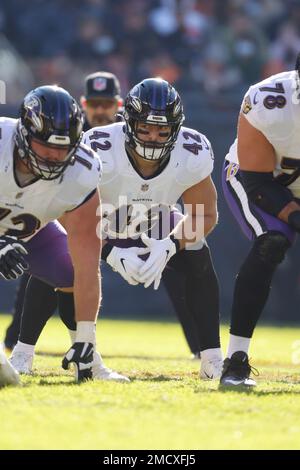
[254,231,290,266]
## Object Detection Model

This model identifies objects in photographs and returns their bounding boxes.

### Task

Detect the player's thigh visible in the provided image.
[25,221,74,288]
[222,160,296,244]
[166,243,211,277]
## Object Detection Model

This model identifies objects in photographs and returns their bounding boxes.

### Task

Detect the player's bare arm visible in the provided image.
[174,175,218,250]
[59,189,102,323]
[238,113,276,172]
[238,113,300,223]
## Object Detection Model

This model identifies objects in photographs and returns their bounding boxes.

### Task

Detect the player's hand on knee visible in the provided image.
[62,342,94,382]
[0,236,29,280]
[106,246,149,286]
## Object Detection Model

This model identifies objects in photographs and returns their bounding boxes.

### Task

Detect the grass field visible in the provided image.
[1,314,300,450]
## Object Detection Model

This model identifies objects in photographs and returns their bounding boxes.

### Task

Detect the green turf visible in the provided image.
[1,314,300,450]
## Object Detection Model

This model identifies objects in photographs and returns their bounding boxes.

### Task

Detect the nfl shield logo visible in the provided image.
[93,78,107,91]
[141,184,149,192]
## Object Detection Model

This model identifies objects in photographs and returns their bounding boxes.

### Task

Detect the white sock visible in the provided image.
[13,341,35,355]
[68,329,76,345]
[76,321,96,344]
[227,335,251,358]
[201,348,223,361]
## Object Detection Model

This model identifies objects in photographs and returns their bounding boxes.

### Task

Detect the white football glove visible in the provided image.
[106,246,149,286]
[138,233,178,290]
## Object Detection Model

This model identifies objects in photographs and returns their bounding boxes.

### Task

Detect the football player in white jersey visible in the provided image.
[3,72,123,352]
[8,73,204,364]
[85,78,223,378]
[0,84,127,386]
[10,78,223,380]
[221,57,300,387]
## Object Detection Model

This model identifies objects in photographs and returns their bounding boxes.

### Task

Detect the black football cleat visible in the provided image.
[219,351,258,388]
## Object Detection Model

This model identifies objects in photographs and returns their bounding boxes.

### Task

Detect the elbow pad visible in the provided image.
[240,170,294,216]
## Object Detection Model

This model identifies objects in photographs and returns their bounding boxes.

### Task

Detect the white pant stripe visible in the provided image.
[228,175,264,237]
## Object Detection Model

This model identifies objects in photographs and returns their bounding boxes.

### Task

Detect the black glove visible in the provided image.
[62,342,94,383]
[0,236,29,280]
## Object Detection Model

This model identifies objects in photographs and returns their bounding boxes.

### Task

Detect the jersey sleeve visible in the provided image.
[177,130,214,187]
[82,124,122,186]
[59,143,102,212]
[82,128,93,146]
[82,125,115,153]
[0,118,18,150]
[240,80,288,135]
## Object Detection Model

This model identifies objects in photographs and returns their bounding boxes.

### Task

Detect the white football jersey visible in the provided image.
[226,70,300,197]
[0,117,102,240]
[83,122,214,239]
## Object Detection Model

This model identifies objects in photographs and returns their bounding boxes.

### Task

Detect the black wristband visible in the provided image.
[101,243,114,261]
[169,234,181,252]
[288,211,300,232]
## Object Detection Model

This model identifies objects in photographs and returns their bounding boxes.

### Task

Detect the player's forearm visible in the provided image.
[278,201,300,223]
[73,263,101,322]
[69,232,102,322]
[171,212,217,250]
[203,212,218,237]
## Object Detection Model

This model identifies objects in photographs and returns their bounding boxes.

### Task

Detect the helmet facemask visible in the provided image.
[15,85,83,181]
[124,78,185,163]
[125,116,182,162]
[15,122,82,181]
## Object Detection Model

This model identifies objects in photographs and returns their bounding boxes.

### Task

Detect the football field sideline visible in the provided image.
[1,315,300,450]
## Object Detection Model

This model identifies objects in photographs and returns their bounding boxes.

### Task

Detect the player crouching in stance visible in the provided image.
[221,56,300,388]
[0,85,127,385]
[87,78,223,379]
[10,78,223,380]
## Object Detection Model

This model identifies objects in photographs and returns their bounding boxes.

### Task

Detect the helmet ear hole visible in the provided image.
[124,78,184,162]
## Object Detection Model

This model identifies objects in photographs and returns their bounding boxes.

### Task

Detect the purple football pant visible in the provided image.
[25,221,74,288]
[222,160,296,244]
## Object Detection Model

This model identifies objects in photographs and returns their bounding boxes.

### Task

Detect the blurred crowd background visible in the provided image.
[1,0,300,323]
[1,0,300,102]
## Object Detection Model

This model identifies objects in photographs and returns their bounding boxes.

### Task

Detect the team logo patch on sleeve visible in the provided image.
[242,95,252,114]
